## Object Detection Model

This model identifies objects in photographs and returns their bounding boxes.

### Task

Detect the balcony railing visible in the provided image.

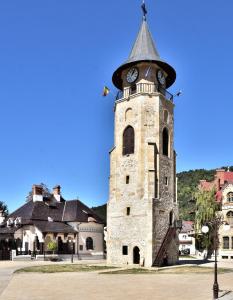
[157,85,174,101]
[115,83,174,102]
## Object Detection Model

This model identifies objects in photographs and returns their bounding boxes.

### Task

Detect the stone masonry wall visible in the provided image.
[107,66,179,267]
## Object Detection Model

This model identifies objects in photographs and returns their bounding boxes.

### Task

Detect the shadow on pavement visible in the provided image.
[177,259,214,266]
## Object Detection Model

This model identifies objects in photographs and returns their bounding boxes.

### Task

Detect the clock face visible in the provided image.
[157,70,166,85]
[126,68,139,83]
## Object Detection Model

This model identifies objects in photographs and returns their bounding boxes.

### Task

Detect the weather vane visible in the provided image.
[141,0,148,21]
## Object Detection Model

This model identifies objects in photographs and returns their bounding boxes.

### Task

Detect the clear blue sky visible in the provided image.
[0,0,233,212]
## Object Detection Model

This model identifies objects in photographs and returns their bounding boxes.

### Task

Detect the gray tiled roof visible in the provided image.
[112,20,176,90]
[127,20,160,64]
[0,198,103,235]
[33,220,76,233]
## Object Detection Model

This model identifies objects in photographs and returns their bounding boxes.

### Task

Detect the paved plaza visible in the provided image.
[0,260,232,300]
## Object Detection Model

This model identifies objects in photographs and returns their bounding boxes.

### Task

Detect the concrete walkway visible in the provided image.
[0,259,105,296]
[1,271,233,300]
[0,260,57,295]
[0,260,232,300]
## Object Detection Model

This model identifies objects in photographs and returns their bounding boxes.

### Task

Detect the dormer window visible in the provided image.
[14,217,22,227]
[7,218,14,227]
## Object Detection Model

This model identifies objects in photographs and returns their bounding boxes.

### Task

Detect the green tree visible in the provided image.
[47,240,57,255]
[92,204,107,224]
[26,183,51,202]
[0,201,9,217]
[195,188,219,257]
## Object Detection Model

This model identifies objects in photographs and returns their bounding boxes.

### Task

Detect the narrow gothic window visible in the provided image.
[86,237,93,250]
[162,127,169,156]
[163,110,169,123]
[223,236,229,249]
[126,176,130,184]
[169,211,173,226]
[123,126,135,155]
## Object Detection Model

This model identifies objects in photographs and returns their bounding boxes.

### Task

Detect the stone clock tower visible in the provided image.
[106,6,180,267]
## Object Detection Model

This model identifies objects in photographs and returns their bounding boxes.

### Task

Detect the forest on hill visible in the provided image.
[92,167,233,223]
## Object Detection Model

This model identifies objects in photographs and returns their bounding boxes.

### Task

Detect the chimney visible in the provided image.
[216,169,225,187]
[32,185,43,202]
[0,209,5,224]
[53,185,61,202]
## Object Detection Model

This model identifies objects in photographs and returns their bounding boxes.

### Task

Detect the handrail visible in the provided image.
[153,226,176,267]
[157,85,174,102]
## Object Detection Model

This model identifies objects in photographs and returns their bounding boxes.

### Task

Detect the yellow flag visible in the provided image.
[102,86,110,97]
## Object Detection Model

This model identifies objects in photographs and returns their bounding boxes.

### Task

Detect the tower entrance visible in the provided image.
[133,246,140,264]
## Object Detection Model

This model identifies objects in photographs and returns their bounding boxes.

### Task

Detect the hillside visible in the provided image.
[177,168,215,221]
[92,204,107,224]
[92,167,233,223]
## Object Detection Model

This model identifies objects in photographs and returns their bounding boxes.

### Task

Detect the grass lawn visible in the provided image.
[15,264,116,274]
[100,266,233,275]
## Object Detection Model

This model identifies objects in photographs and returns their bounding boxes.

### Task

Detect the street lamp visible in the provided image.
[68,238,74,263]
[201,218,230,299]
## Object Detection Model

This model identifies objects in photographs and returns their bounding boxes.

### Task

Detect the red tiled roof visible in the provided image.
[223,172,233,181]
[199,170,233,203]
[181,221,194,233]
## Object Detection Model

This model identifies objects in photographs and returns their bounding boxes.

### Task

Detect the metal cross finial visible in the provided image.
[141,0,147,21]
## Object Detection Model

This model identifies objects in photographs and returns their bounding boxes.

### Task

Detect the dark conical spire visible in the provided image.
[112,14,176,90]
[127,19,160,64]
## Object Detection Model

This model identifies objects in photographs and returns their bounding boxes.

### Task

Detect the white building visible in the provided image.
[0,185,104,260]
[179,221,196,255]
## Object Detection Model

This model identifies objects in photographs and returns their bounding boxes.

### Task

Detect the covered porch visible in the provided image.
[12,222,77,259]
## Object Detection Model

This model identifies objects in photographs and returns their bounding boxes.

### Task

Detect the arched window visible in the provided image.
[226,211,233,225]
[223,236,229,249]
[86,237,93,250]
[125,108,133,121]
[123,126,135,155]
[162,127,169,156]
[226,211,233,217]
[133,246,140,264]
[227,192,233,203]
